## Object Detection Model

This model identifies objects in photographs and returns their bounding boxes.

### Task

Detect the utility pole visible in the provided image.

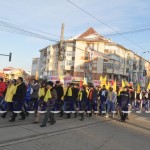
[58,23,65,61]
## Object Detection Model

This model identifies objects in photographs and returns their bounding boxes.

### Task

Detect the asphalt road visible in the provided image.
[0,112,149,150]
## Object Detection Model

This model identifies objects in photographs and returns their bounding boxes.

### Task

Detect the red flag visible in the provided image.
[80,80,83,88]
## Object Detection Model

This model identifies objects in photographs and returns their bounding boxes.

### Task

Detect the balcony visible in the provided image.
[65,66,74,70]
[103,68,115,74]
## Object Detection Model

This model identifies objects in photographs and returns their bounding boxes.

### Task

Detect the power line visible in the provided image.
[0,17,61,38]
[0,20,59,42]
[104,27,150,37]
[105,23,150,34]
[0,18,150,46]
[66,0,147,52]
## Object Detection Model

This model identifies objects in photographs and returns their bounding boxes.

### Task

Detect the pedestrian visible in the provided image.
[30,79,39,111]
[78,86,87,121]
[33,80,46,123]
[9,77,26,122]
[144,89,149,111]
[87,85,98,116]
[1,80,15,118]
[54,81,64,116]
[63,83,73,118]
[24,81,32,116]
[99,85,108,116]
[40,81,57,127]
[72,84,80,118]
[119,86,130,122]
[106,87,116,118]
[0,78,6,106]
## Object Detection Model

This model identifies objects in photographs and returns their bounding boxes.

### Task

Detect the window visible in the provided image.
[126,68,129,73]
[55,63,57,68]
[84,63,89,69]
[104,59,108,62]
[66,51,72,57]
[85,52,89,60]
[66,60,73,66]
[87,43,94,50]
[43,51,47,57]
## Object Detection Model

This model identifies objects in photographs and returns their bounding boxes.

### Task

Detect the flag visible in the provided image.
[136,83,141,93]
[100,76,103,82]
[101,76,107,86]
[83,77,87,85]
[106,81,110,90]
[122,79,125,88]
[80,80,83,88]
[147,82,150,90]
[125,80,129,86]
[113,80,116,92]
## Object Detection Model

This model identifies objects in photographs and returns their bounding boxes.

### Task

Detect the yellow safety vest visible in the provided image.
[5,85,15,102]
[64,87,72,97]
[78,90,82,101]
[13,83,21,94]
[38,87,45,98]
[44,89,52,102]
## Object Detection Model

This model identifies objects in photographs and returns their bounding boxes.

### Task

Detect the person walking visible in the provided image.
[54,81,64,116]
[40,81,57,127]
[1,80,15,118]
[9,77,26,122]
[106,87,116,118]
[0,78,6,106]
[78,86,87,121]
[30,79,39,111]
[63,83,73,119]
[33,81,46,123]
[99,85,108,116]
[119,86,130,122]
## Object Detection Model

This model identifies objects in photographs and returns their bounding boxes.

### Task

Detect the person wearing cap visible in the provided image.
[40,81,57,127]
[119,86,130,122]
[54,81,64,116]
[9,77,26,122]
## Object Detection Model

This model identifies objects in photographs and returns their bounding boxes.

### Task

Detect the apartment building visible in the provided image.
[58,28,108,82]
[32,27,150,87]
[31,58,40,77]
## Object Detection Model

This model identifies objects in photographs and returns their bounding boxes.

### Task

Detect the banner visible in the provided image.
[60,76,72,86]
[93,80,100,87]
[64,76,72,84]
[47,76,59,82]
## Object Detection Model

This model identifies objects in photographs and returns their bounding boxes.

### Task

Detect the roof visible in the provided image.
[67,27,114,43]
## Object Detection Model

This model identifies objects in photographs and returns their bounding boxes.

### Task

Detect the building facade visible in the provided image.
[32,27,150,87]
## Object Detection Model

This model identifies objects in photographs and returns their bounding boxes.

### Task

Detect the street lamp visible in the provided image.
[141,51,149,58]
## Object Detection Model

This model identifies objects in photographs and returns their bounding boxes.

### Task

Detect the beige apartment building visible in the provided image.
[31,27,150,87]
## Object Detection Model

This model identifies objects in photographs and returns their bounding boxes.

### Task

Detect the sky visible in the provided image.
[0,0,150,72]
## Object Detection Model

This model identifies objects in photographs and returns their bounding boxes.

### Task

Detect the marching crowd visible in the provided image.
[0,77,150,127]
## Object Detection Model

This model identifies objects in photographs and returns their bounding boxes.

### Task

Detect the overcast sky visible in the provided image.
[0,0,150,72]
